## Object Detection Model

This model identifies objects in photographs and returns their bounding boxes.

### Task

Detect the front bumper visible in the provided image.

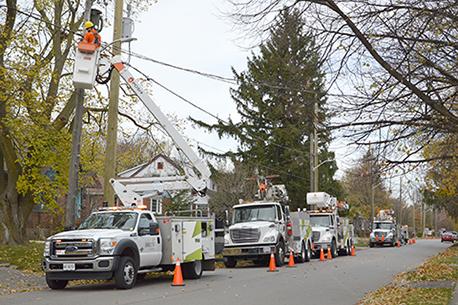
[43,256,118,280]
[222,243,276,258]
[370,238,394,244]
[312,242,331,252]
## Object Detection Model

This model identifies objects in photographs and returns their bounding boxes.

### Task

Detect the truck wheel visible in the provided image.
[114,256,137,289]
[305,242,312,262]
[182,260,203,279]
[45,276,68,290]
[369,242,374,248]
[275,240,285,266]
[331,240,338,258]
[224,257,237,268]
[297,242,306,263]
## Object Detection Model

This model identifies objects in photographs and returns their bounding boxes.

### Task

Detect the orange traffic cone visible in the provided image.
[351,245,356,256]
[413,238,416,244]
[267,252,278,272]
[381,235,385,242]
[408,239,411,245]
[171,258,185,286]
[319,248,325,261]
[287,251,296,268]
[396,240,401,247]
[327,247,332,260]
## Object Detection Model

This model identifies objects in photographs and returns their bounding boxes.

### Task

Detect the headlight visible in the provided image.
[263,235,276,243]
[43,240,51,257]
[99,238,118,255]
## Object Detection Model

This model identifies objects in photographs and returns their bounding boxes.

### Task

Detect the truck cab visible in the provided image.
[307,192,354,258]
[223,202,288,267]
[369,209,399,247]
[43,207,215,290]
[222,201,313,267]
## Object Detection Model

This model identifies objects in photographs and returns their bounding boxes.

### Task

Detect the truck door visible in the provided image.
[276,205,286,239]
[137,213,162,266]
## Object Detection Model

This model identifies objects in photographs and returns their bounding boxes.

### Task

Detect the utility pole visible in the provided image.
[412,190,416,236]
[309,101,319,192]
[65,0,94,230]
[369,146,374,227]
[104,0,124,206]
[399,176,402,224]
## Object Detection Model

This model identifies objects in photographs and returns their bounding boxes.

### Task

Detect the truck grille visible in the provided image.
[51,239,95,259]
[230,228,260,243]
[312,231,321,242]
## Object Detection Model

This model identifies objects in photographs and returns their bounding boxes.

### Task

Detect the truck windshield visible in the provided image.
[374,222,393,230]
[233,205,276,224]
[79,212,138,231]
[310,215,330,227]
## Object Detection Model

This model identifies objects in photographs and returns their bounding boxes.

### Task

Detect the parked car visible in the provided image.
[441,231,456,243]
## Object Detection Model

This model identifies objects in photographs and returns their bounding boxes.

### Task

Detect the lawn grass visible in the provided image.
[359,286,452,305]
[360,244,457,305]
[397,244,458,282]
[0,242,44,274]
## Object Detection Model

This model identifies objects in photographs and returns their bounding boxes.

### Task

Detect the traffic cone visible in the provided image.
[396,240,401,247]
[327,247,332,260]
[351,245,356,256]
[413,238,416,244]
[287,251,296,268]
[319,248,325,261]
[381,235,385,242]
[267,252,278,272]
[171,258,185,286]
[408,239,411,245]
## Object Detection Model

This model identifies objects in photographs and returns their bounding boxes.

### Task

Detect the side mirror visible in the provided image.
[149,222,160,236]
[224,210,230,227]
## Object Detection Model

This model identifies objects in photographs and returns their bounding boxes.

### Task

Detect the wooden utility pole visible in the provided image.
[65,0,94,230]
[103,0,124,206]
[309,101,318,192]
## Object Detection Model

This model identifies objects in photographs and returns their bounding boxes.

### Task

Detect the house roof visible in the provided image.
[117,153,182,178]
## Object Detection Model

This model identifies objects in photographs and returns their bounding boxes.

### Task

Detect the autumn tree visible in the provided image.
[228,0,457,165]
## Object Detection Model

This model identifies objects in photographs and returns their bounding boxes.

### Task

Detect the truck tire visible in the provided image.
[275,240,286,266]
[305,242,312,262]
[182,260,203,279]
[224,257,237,268]
[331,240,338,258]
[296,242,306,263]
[45,275,68,290]
[369,242,374,248]
[114,256,137,289]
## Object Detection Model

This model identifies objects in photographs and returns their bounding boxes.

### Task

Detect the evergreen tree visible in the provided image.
[193,9,339,209]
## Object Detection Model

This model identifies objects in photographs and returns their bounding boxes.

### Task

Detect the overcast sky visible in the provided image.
[108,0,356,178]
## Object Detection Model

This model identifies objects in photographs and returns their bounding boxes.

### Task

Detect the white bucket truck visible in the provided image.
[307,192,354,258]
[44,51,216,289]
[222,183,313,267]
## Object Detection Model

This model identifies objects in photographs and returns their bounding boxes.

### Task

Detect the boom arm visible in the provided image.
[110,56,212,206]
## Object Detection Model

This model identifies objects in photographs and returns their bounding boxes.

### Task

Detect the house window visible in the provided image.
[157,162,164,170]
[150,198,162,214]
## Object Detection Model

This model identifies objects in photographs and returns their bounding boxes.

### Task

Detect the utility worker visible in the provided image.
[82,21,101,48]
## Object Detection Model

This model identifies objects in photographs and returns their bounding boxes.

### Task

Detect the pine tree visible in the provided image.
[193,9,339,209]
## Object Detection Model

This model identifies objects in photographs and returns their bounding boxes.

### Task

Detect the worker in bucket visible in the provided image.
[82,21,101,48]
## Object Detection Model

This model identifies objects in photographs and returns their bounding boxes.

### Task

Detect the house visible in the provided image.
[117,153,201,213]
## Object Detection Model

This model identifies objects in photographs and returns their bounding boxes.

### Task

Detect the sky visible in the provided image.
[102,0,357,179]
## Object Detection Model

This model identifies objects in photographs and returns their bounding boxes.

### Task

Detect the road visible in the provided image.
[0,240,449,305]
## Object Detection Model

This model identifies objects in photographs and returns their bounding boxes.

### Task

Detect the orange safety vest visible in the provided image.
[83,28,101,47]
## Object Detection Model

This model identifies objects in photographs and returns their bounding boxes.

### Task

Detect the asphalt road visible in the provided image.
[0,239,449,305]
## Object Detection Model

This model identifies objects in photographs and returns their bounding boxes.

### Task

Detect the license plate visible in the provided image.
[63,263,75,271]
[262,246,271,253]
[224,248,241,255]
